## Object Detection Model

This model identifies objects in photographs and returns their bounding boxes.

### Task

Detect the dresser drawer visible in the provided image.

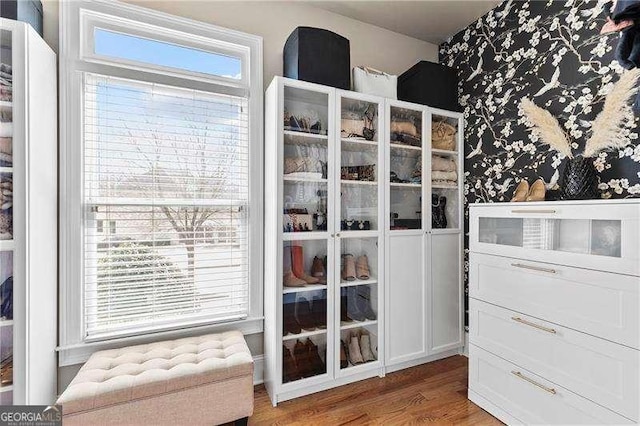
[469,253,639,349]
[469,202,640,276]
[469,345,634,425]
[469,299,639,421]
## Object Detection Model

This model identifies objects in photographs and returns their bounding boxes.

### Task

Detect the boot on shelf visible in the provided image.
[348,334,364,365]
[341,254,356,281]
[311,296,327,329]
[340,339,349,369]
[293,339,312,378]
[356,286,377,320]
[283,344,301,383]
[346,287,366,321]
[311,256,327,284]
[283,245,306,287]
[305,338,325,376]
[356,255,370,280]
[340,288,352,323]
[283,302,301,335]
[360,333,376,362]
[296,297,316,331]
[291,246,320,284]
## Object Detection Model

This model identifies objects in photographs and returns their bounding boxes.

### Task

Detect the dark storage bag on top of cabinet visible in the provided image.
[398,61,461,111]
[284,26,350,90]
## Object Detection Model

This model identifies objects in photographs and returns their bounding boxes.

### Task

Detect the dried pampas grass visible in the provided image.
[520,98,573,158]
[583,68,640,158]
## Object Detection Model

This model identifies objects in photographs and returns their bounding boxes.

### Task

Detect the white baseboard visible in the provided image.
[253,355,264,385]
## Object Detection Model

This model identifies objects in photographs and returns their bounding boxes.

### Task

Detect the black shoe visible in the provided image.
[311,296,327,329]
[305,338,325,376]
[282,344,300,383]
[356,286,377,320]
[283,302,301,335]
[346,287,366,321]
[296,297,316,331]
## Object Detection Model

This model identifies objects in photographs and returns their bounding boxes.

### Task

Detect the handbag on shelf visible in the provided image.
[353,66,397,99]
[432,121,457,151]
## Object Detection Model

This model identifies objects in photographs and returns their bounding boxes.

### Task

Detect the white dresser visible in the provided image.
[468,200,640,425]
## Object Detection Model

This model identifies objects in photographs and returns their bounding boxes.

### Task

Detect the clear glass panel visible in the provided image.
[340,98,378,231]
[94,29,242,79]
[389,106,422,230]
[283,87,329,233]
[339,237,378,368]
[282,242,328,382]
[432,114,458,152]
[0,251,12,402]
[478,217,622,257]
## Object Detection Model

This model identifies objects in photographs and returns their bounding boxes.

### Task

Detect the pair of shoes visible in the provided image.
[341,254,370,281]
[342,331,376,367]
[511,178,546,202]
[342,286,376,322]
[282,339,325,382]
[284,246,321,287]
[294,296,327,332]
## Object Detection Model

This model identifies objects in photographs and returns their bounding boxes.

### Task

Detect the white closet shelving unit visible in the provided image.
[265,76,464,405]
[0,19,58,405]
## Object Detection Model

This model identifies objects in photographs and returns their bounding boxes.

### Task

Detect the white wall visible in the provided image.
[43,0,438,393]
[43,0,439,86]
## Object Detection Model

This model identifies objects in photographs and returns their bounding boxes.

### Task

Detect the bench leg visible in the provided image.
[234,417,249,426]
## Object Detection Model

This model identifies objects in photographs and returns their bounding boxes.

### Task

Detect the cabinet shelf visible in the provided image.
[283,175,327,183]
[283,232,329,241]
[390,143,421,152]
[283,328,327,341]
[283,129,328,140]
[0,241,14,251]
[340,278,377,287]
[283,284,327,294]
[432,183,458,189]
[341,180,377,186]
[340,319,378,330]
[0,386,13,393]
[341,139,378,152]
[390,182,421,189]
[0,319,13,327]
[0,101,12,110]
[337,230,379,239]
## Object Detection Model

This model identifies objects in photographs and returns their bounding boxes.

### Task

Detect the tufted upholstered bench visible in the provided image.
[56,331,254,426]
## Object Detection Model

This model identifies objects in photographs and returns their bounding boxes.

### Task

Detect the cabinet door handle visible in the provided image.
[511,263,557,274]
[511,371,557,395]
[511,316,557,334]
[510,209,557,214]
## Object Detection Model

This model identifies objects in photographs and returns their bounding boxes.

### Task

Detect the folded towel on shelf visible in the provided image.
[284,157,325,175]
[431,155,456,172]
[432,179,457,188]
[431,170,457,182]
[0,123,11,138]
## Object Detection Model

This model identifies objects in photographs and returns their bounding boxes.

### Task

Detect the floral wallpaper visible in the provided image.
[439,0,640,327]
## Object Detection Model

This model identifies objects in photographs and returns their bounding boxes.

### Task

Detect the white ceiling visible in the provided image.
[306,1,502,44]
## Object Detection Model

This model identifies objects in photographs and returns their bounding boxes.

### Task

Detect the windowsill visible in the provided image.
[57,316,264,367]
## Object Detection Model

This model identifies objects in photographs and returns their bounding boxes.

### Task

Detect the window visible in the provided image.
[60,1,263,351]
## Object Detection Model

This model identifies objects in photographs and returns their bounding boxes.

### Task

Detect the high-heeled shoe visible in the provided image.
[311,256,327,284]
[346,287,366,321]
[348,334,364,365]
[340,340,349,368]
[359,333,376,362]
[341,254,356,281]
[511,180,530,202]
[355,286,377,320]
[356,255,370,280]
[526,178,546,201]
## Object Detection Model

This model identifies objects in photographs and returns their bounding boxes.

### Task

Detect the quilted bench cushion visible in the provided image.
[57,330,253,416]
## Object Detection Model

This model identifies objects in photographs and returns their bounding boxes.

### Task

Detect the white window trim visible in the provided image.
[58,0,264,367]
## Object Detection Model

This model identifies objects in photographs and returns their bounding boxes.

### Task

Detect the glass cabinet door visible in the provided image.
[339,96,380,232]
[430,113,460,230]
[282,86,330,234]
[338,237,379,370]
[0,28,13,405]
[388,105,423,230]
[478,217,622,258]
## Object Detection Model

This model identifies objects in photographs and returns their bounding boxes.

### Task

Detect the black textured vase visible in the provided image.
[560,156,599,200]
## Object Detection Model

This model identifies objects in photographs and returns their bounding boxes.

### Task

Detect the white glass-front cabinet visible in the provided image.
[385,103,464,368]
[0,19,57,405]
[265,78,385,405]
[265,77,464,404]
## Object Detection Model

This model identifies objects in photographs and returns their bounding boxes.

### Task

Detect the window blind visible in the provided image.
[83,73,249,338]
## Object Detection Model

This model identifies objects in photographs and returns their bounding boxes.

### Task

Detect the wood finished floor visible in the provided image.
[248,355,502,425]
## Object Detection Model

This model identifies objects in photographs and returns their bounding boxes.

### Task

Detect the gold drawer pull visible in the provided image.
[510,209,557,214]
[511,316,557,334]
[511,371,557,395]
[511,263,557,274]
